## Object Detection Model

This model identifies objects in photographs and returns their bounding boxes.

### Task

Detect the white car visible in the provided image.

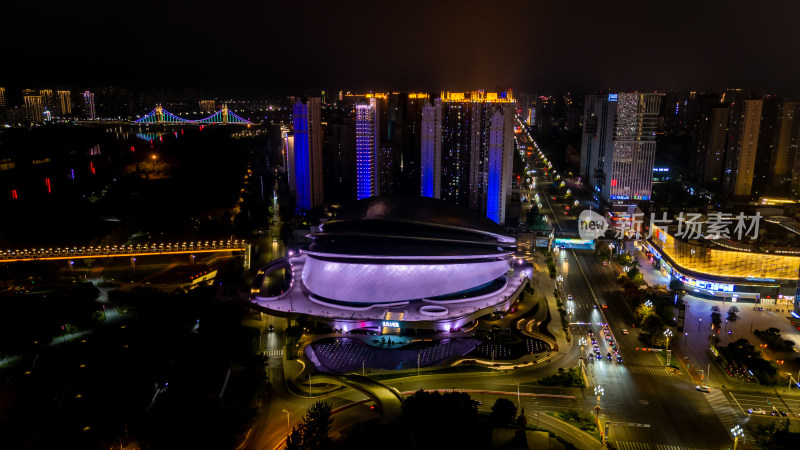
[748,408,766,415]
[622,329,629,335]
[567,295,573,300]
[695,385,711,393]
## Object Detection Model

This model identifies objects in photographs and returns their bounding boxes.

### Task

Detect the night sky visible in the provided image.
[3,0,799,97]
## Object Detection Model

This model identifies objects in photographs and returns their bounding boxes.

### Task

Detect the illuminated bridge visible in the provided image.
[133,104,252,125]
[0,240,247,262]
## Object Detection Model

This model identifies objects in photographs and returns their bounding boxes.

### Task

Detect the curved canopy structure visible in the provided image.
[251,196,524,329]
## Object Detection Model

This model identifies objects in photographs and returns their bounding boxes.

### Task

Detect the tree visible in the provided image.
[669,278,684,293]
[284,401,333,450]
[403,390,480,449]
[727,305,739,321]
[285,427,304,450]
[512,409,529,448]
[641,313,665,334]
[635,302,655,324]
[595,245,611,261]
[302,401,332,449]
[709,305,723,330]
[491,398,517,425]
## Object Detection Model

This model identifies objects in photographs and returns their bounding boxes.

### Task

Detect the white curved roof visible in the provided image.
[301,256,511,303]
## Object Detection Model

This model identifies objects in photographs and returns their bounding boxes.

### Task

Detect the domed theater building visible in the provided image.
[251,196,528,334]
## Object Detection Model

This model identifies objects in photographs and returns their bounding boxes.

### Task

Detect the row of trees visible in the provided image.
[0,282,102,356]
[301,392,531,449]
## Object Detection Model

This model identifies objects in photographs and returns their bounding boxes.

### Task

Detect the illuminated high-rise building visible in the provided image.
[355,99,380,199]
[292,97,324,209]
[39,89,53,110]
[723,99,762,197]
[23,90,44,124]
[701,106,730,184]
[771,101,799,189]
[580,92,661,203]
[57,90,71,115]
[421,99,442,199]
[199,100,216,113]
[82,91,96,120]
[419,91,515,224]
[0,87,6,121]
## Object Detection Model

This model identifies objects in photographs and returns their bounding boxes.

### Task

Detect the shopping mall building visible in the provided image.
[646,225,800,313]
[250,197,528,334]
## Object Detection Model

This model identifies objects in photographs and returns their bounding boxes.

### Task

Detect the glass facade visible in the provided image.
[653,226,800,280]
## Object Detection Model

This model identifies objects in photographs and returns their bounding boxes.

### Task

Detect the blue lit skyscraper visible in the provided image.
[421,99,442,199]
[355,99,379,199]
[485,108,513,224]
[293,97,324,209]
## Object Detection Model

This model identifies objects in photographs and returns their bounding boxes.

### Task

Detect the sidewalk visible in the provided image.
[632,249,670,289]
[528,251,572,357]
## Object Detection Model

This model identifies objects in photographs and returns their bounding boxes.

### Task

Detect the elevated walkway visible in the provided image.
[310,373,404,425]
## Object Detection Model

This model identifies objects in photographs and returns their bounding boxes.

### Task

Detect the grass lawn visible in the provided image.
[549,410,601,441]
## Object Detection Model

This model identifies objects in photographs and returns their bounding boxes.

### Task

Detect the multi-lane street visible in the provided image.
[518,124,737,448]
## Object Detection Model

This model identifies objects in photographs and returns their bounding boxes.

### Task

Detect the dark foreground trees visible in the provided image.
[335,390,490,450]
[286,401,333,450]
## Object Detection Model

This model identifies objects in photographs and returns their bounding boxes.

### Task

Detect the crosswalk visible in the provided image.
[626,365,670,377]
[265,349,284,357]
[704,389,750,442]
[612,441,704,450]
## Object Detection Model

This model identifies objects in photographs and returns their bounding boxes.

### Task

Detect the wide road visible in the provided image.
[519,126,735,449]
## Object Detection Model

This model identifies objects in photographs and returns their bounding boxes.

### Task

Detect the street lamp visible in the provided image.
[594,385,604,440]
[684,332,688,345]
[731,425,743,450]
[282,409,291,432]
[664,329,673,349]
[645,300,653,308]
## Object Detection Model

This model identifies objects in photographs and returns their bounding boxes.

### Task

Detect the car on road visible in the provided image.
[772,410,789,417]
[616,355,623,363]
[602,261,609,266]
[268,324,274,332]
[622,329,629,335]
[748,408,766,415]
[567,294,573,300]
[695,385,711,393]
